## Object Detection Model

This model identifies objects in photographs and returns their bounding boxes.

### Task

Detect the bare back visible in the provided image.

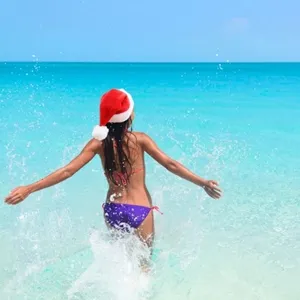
[99,132,152,207]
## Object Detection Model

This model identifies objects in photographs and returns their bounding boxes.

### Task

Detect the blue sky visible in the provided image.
[1,0,300,62]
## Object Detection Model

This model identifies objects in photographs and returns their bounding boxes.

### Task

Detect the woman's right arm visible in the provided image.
[5,139,101,205]
[140,133,222,199]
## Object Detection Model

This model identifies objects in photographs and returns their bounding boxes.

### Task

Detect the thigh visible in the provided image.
[136,210,155,248]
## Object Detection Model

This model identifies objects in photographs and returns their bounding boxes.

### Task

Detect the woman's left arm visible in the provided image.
[5,139,101,205]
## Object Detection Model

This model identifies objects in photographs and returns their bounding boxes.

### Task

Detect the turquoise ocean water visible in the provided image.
[0,62,299,299]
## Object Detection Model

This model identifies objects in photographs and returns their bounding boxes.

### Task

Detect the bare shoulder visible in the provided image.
[85,138,103,153]
[132,132,169,162]
[131,131,150,144]
[131,132,155,151]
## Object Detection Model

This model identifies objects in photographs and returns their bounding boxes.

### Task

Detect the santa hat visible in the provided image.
[92,88,134,141]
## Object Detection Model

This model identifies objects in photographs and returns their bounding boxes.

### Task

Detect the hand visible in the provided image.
[203,180,222,199]
[5,186,31,205]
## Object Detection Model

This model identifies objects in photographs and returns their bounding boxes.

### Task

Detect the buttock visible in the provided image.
[103,202,152,231]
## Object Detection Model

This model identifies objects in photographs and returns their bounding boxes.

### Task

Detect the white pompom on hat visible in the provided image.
[92,88,134,141]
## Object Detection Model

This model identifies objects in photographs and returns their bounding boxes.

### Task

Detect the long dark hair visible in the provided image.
[103,118,133,186]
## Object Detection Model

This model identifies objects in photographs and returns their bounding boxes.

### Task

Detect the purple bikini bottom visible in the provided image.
[103,202,162,230]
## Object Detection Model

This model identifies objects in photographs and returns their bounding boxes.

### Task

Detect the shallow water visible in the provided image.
[0,62,300,299]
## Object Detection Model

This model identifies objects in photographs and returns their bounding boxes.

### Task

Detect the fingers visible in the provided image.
[5,190,24,205]
[204,187,216,198]
[5,194,16,203]
[11,198,24,205]
[208,180,221,189]
[5,188,19,200]
[205,189,216,199]
[211,180,219,186]
[211,185,222,193]
[212,187,222,197]
[5,195,21,204]
[205,186,222,199]
[208,180,222,193]
[6,198,24,205]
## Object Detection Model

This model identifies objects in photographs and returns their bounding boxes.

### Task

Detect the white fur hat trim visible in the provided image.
[92,125,109,141]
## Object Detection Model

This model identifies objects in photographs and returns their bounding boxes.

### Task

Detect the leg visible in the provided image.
[135,211,155,272]
[136,210,154,248]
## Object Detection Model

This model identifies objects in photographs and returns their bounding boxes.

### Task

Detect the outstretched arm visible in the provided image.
[140,133,222,199]
[5,139,101,205]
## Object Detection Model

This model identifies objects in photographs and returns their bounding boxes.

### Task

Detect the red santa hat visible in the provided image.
[92,88,134,141]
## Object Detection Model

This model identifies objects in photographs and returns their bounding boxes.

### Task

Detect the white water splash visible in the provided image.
[67,229,152,300]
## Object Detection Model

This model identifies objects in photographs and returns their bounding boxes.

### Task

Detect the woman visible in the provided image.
[5,88,222,248]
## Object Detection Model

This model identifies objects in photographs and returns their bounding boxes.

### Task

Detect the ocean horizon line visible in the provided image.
[1,61,300,64]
